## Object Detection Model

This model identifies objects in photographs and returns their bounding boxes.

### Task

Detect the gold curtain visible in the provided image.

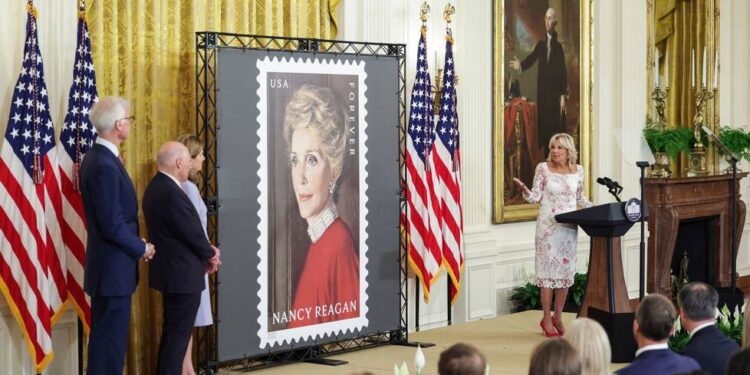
[654,0,717,174]
[85,1,339,374]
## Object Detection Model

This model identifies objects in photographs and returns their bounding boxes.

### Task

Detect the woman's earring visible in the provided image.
[328,181,336,194]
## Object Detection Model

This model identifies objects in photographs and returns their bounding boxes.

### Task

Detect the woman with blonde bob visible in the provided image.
[565,317,611,375]
[513,133,592,337]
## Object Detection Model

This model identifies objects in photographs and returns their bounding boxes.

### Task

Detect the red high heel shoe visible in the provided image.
[552,318,565,335]
[539,319,561,337]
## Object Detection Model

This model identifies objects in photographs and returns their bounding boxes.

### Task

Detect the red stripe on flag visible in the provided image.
[59,167,85,220]
[0,254,47,363]
[44,158,68,306]
[0,196,52,335]
[66,270,90,330]
[0,161,48,269]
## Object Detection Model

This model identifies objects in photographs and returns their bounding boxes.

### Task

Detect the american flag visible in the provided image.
[406,27,443,302]
[0,3,64,371]
[434,29,463,303]
[58,6,98,332]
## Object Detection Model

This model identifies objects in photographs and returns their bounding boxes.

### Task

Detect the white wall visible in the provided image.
[339,0,750,329]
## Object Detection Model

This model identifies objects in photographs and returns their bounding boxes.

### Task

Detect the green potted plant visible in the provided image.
[643,117,694,177]
[510,273,588,313]
[718,126,750,173]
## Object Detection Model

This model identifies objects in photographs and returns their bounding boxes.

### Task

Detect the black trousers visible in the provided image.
[87,295,132,375]
[156,292,201,375]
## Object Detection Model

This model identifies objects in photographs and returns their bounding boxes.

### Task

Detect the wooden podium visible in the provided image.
[556,202,644,363]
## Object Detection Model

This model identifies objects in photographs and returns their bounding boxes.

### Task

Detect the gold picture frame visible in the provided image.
[492,0,592,223]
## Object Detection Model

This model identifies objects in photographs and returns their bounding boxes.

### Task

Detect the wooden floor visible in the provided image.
[219,311,627,375]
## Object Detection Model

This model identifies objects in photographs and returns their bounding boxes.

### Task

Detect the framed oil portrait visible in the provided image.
[492,0,592,223]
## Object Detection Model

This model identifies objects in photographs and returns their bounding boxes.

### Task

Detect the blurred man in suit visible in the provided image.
[678,282,739,375]
[143,141,219,375]
[81,96,155,375]
[617,294,700,375]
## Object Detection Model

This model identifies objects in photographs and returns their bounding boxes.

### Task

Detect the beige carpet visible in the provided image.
[219,311,628,375]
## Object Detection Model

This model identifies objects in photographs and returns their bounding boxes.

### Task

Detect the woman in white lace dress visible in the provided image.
[513,133,592,337]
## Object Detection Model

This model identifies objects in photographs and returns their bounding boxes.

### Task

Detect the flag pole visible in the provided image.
[415,278,420,331]
[447,280,452,326]
[78,319,83,375]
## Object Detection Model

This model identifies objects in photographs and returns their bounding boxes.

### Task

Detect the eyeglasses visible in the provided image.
[116,116,135,125]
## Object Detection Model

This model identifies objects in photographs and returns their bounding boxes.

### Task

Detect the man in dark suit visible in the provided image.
[81,96,155,375]
[678,282,739,375]
[143,141,219,375]
[509,7,568,155]
[617,294,700,375]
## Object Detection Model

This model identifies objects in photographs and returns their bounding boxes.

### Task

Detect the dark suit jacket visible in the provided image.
[80,144,145,297]
[143,172,213,294]
[520,30,568,150]
[680,325,740,375]
[616,348,700,375]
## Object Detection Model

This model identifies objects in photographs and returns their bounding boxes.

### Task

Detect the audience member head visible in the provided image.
[677,282,718,331]
[634,294,677,346]
[726,347,750,375]
[565,317,610,375]
[438,343,486,375]
[156,141,191,182]
[89,96,133,144]
[528,338,581,375]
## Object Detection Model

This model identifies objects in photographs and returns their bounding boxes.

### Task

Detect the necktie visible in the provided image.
[547,38,551,62]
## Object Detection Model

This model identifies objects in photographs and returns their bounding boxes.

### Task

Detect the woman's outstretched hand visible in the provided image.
[512,177,530,195]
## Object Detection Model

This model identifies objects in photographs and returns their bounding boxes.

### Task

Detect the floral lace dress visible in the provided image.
[523,162,592,289]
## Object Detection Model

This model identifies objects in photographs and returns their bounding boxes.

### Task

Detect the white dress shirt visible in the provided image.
[95,137,119,158]
[635,342,669,358]
[158,171,182,187]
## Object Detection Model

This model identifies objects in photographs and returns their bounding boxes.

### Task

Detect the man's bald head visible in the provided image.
[157,141,191,182]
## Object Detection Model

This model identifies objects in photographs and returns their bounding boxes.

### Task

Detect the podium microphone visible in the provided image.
[596,177,613,187]
[612,181,624,195]
[597,176,622,202]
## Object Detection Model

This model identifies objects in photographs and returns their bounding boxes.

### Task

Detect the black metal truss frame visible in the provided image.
[195,32,408,373]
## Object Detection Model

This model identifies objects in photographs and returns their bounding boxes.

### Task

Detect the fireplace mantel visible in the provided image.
[645,173,747,296]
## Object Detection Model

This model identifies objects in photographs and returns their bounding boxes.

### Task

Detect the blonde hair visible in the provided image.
[175,134,203,183]
[547,133,578,172]
[565,318,611,375]
[282,83,348,182]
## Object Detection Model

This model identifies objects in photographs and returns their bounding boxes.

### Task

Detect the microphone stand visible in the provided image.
[703,126,742,305]
[635,161,650,301]
[608,187,622,203]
